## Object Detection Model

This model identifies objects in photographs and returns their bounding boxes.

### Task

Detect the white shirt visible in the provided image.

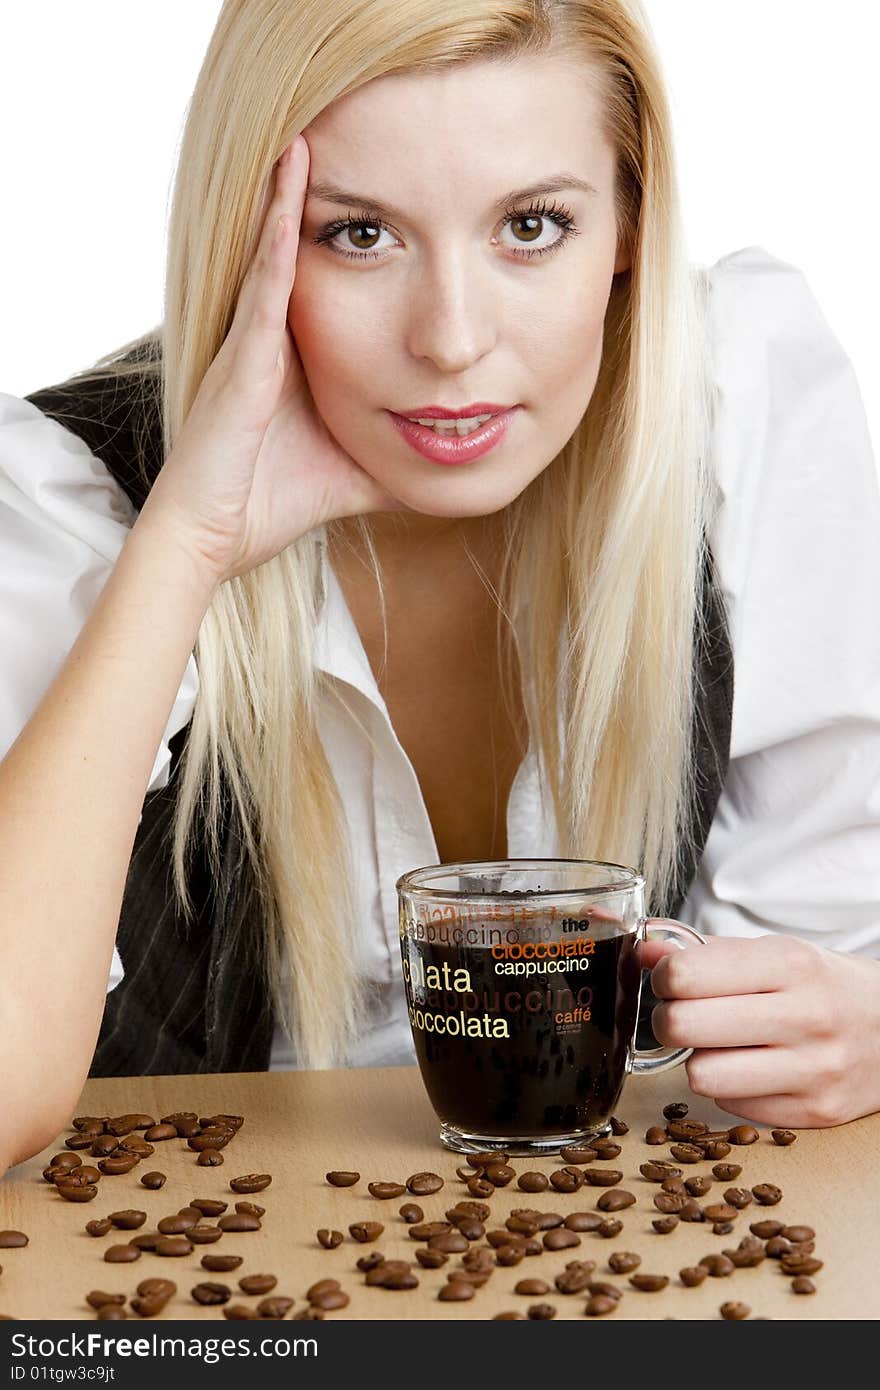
[1,246,878,1073]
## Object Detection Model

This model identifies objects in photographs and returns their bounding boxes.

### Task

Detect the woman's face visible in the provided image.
[289,52,629,524]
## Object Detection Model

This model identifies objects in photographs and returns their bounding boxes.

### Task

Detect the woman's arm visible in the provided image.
[0,512,218,1176]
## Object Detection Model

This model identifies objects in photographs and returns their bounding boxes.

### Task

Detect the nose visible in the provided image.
[404,248,497,374]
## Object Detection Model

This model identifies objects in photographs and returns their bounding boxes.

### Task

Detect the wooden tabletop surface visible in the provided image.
[1,1065,876,1321]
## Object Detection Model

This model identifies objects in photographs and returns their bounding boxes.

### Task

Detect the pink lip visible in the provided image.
[395,402,512,420]
[387,407,519,466]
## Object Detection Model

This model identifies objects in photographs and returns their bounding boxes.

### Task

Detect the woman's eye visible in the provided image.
[312,200,578,263]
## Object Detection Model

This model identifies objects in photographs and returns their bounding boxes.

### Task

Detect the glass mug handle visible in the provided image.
[631,916,708,1075]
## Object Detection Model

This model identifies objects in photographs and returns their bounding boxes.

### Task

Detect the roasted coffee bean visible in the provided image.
[661,1178,686,1195]
[0,1231,27,1248]
[609,1116,629,1136]
[583,1168,623,1187]
[307,1279,340,1302]
[750,1220,784,1240]
[780,1255,823,1276]
[108,1114,155,1136]
[129,1233,162,1251]
[229,1174,271,1194]
[188,1129,235,1153]
[517,1172,550,1193]
[369,1265,419,1291]
[89,1136,120,1158]
[752,1183,783,1206]
[406,1172,444,1196]
[188,1225,223,1245]
[117,1138,155,1159]
[428,1232,468,1254]
[258,1294,299,1317]
[608,1251,641,1274]
[86,1291,125,1311]
[48,1152,82,1171]
[234,1202,265,1219]
[495,1245,526,1267]
[139,1172,167,1191]
[678,1199,705,1224]
[222,1305,258,1320]
[198,1151,224,1167]
[217,1214,260,1233]
[586,1281,623,1302]
[699,1254,735,1278]
[720,1301,751,1320]
[559,1145,597,1165]
[160,1112,197,1129]
[723,1246,765,1269]
[663,1102,689,1120]
[456,1219,485,1242]
[772,1129,797,1146]
[792,1276,816,1294]
[645,1126,667,1145]
[699,1141,731,1160]
[590,1140,622,1159]
[73,1116,109,1133]
[727,1125,760,1145]
[98,1156,139,1176]
[190,1283,230,1306]
[564,1212,603,1233]
[723,1187,752,1210]
[58,1184,99,1203]
[640,1161,683,1183]
[349,1222,384,1244]
[187,1200,228,1218]
[494,1312,526,1320]
[712,1163,742,1182]
[653,1192,687,1215]
[202,1255,244,1273]
[58,1165,102,1185]
[448,1201,491,1222]
[85,1219,113,1238]
[109,1210,147,1230]
[66,1134,100,1151]
[409,1222,452,1242]
[596,1218,624,1239]
[368,1182,406,1200]
[712,1221,735,1235]
[555,1266,594,1295]
[703,1203,739,1223]
[134,1278,176,1306]
[466,1177,494,1199]
[317,1229,344,1249]
[438,1282,475,1302]
[104,1244,141,1263]
[325,1171,360,1187]
[585,1294,618,1316]
[629,1274,668,1292]
[781,1225,815,1244]
[483,1163,515,1187]
[155,1237,194,1256]
[669,1143,704,1164]
[515,1278,550,1296]
[201,1114,244,1133]
[454,1165,474,1182]
[157,1214,196,1236]
[464,1151,508,1169]
[653,1216,679,1234]
[684,1176,713,1198]
[543,1228,581,1251]
[239,1274,278,1296]
[765,1236,793,1259]
[95,1306,128,1320]
[550,1167,584,1193]
[399,1203,424,1224]
[680,1266,708,1287]
[415,1249,448,1269]
[356,1252,387,1273]
[597,1189,636,1212]
[144,1124,178,1142]
[506,1214,540,1236]
[527,1303,557,1320]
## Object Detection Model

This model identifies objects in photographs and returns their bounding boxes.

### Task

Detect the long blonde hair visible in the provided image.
[57,0,716,1068]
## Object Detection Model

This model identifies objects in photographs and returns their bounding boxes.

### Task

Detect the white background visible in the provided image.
[1,1,876,456]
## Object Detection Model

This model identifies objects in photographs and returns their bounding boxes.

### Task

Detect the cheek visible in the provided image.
[523,282,606,391]
[286,271,364,398]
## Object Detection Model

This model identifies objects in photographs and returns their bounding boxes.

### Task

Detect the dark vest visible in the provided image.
[25,355,734,1075]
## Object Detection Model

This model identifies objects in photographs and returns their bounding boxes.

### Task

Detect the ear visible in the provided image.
[614,240,632,275]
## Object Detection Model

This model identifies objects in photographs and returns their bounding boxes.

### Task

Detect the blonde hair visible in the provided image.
[60,0,716,1068]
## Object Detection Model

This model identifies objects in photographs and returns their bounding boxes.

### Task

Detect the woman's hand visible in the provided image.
[638,933,880,1127]
[142,134,404,584]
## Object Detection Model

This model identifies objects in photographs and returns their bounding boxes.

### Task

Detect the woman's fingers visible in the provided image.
[685,1044,815,1100]
[651,934,805,1000]
[652,991,797,1049]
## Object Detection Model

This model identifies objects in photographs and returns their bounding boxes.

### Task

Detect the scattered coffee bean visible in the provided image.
[369,1264,419,1291]
[663,1102,689,1120]
[661,1178,686,1195]
[325,1171,360,1187]
[585,1294,617,1316]
[559,1145,596,1165]
[680,1266,708,1287]
[188,1129,234,1153]
[701,1141,732,1160]
[239,1274,278,1296]
[229,1174,271,1194]
[222,1305,258,1320]
[89,1136,119,1158]
[349,1222,384,1244]
[495,1245,526,1267]
[792,1276,816,1294]
[723,1188,753,1210]
[258,1294,299,1316]
[197,1151,224,1167]
[528,1303,557,1319]
[317,1229,343,1249]
[449,1201,491,1223]
[109,1210,147,1230]
[629,1274,668,1292]
[781,1225,815,1244]
[712,1221,735,1235]
[355,1253,386,1273]
[235,1202,265,1219]
[466,1177,494,1199]
[550,1167,585,1193]
[399,1203,424,1224]
[155,1237,194,1256]
[129,1234,161,1251]
[703,1203,739,1223]
[217,1214,260,1233]
[57,1184,98,1203]
[609,1117,629,1136]
[640,1161,683,1182]
[191,1283,231,1306]
[590,1140,622,1159]
[187,1225,223,1245]
[139,1172,166,1190]
[96,1306,127,1320]
[144,1124,178,1142]
[654,1192,687,1215]
[685,1176,713,1197]
[750,1220,784,1240]
[780,1255,823,1276]
[724,1245,765,1269]
[679,1199,705,1224]
[583,1168,623,1187]
[699,1254,735,1278]
[104,1245,141,1263]
[555,1265,594,1294]
[484,1163,515,1187]
[653,1217,679,1234]
[368,1182,406,1200]
[772,1129,797,1146]
[564,1213,603,1233]
[645,1126,667,1144]
[494,1312,526,1320]
[517,1172,549,1193]
[428,1232,469,1254]
[201,1255,243,1272]
[543,1228,581,1251]
[712,1163,742,1182]
[596,1218,623,1239]
[98,1156,139,1176]
[720,1301,751,1320]
[666,1119,709,1141]
[157,1214,196,1236]
[409,1222,452,1241]
[85,1219,113,1238]
[727,1125,760,1145]
[406,1172,444,1196]
[752,1183,783,1206]
[608,1251,641,1274]
[670,1144,703,1164]
[515,1278,550,1296]
[415,1249,448,1269]
[438,1282,474,1302]
[597,1189,636,1212]
[86,1291,126,1311]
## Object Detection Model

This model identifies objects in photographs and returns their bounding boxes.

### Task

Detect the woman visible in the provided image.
[1,0,877,1173]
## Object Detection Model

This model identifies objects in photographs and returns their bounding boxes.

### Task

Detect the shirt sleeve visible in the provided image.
[0,391,200,992]
[679,246,880,957]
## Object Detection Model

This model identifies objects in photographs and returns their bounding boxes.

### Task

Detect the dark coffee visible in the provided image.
[400,917,640,1139]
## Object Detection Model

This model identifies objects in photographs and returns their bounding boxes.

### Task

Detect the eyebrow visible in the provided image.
[306,173,600,220]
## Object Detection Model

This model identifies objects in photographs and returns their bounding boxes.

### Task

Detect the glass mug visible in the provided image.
[396,859,706,1156]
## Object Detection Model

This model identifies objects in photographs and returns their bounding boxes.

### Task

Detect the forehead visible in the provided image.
[303,52,614,183]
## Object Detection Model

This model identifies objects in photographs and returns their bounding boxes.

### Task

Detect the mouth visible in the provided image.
[386,406,520,466]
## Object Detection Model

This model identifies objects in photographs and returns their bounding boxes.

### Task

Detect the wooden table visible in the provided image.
[1,1066,876,1320]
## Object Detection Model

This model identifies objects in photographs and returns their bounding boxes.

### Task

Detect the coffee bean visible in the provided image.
[415,1249,448,1269]
[86,1291,125,1311]
[654,1192,687,1215]
[699,1254,735,1277]
[201,1113,244,1133]
[98,1156,139,1176]
[781,1225,815,1244]
[217,1214,260,1233]
[583,1168,623,1187]
[609,1116,629,1136]
[765,1236,792,1259]
[258,1294,299,1317]
[117,1138,155,1159]
[439,1282,474,1302]
[0,1231,29,1249]
[712,1221,735,1235]
[629,1274,668,1292]
[495,1245,525,1267]
[585,1294,618,1316]
[58,1166,102,1185]
[663,1102,689,1120]
[670,1143,704,1164]
[139,1172,166,1190]
[307,1279,340,1301]
[88,1136,119,1158]
[645,1126,667,1144]
[653,1216,679,1234]
[679,1199,705,1224]
[712,1163,742,1182]
[368,1182,406,1200]
[239,1274,278,1296]
[703,1203,739,1223]
[772,1129,797,1146]
[355,1253,386,1273]
[95,1306,127,1320]
[188,1225,223,1245]
[399,1203,424,1224]
[160,1112,197,1129]
[202,1255,243,1272]
[157,1214,196,1235]
[680,1266,708,1287]
[317,1229,343,1249]
[727,1125,760,1145]
[543,1228,581,1251]
[564,1213,603,1233]
[750,1220,784,1239]
[608,1251,641,1274]
[555,1266,594,1294]
[640,1161,683,1182]
[685,1176,713,1197]
[792,1276,816,1294]
[586,1281,623,1302]
[85,1219,112,1237]
[456,1219,485,1241]
[325,1171,359,1187]
[234,1202,265,1219]
[104,1244,141,1263]
[191,1283,231,1306]
[590,1139,622,1159]
[406,1172,444,1196]
[155,1237,194,1256]
[696,1140,729,1160]
[229,1174,272,1194]
[723,1245,765,1269]
[409,1222,452,1241]
[188,1129,234,1153]
[661,1178,686,1195]
[222,1305,258,1320]
[527,1303,557,1319]
[108,1114,155,1136]
[752,1183,783,1206]
[723,1188,753,1210]
[597,1189,636,1212]
[559,1145,597,1165]
[466,1177,494,1199]
[780,1255,823,1276]
[48,1152,82,1171]
[515,1278,550,1296]
[448,1201,491,1222]
[58,1185,99,1203]
[144,1124,178,1142]
[109,1210,147,1230]
[428,1232,469,1254]
[720,1301,750,1320]
[596,1218,624,1239]
[73,1116,109,1133]
[137,1277,179,1302]
[349,1222,383,1244]
[666,1120,709,1141]
[129,1233,161,1251]
[484,1163,515,1187]
[550,1167,585,1193]
[370,1265,419,1291]
[198,1151,224,1167]
[517,1172,550,1193]
[494,1312,526,1320]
